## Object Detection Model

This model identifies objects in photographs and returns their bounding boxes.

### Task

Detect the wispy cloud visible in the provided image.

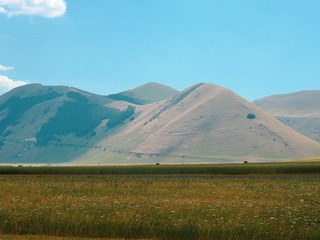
[0,64,14,71]
[0,0,66,18]
[0,75,27,95]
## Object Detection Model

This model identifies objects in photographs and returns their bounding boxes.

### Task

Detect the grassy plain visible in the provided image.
[0,173,320,239]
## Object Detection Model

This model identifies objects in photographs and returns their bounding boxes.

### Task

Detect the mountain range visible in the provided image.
[0,82,319,164]
[254,91,320,142]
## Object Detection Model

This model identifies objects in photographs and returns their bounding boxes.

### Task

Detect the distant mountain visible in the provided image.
[0,84,135,163]
[254,90,320,142]
[75,84,320,164]
[1,83,319,164]
[108,82,179,105]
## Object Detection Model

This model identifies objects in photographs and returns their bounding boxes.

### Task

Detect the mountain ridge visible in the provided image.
[1,82,320,164]
[254,90,320,142]
[75,83,320,164]
[108,82,179,105]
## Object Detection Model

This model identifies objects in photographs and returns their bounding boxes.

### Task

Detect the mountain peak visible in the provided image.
[1,82,320,164]
[90,83,320,164]
[138,81,168,87]
[108,82,179,105]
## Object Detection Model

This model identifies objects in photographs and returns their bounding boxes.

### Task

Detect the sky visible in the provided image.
[0,0,320,101]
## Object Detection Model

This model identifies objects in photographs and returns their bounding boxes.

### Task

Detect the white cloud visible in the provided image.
[0,0,66,18]
[0,75,27,95]
[0,64,14,71]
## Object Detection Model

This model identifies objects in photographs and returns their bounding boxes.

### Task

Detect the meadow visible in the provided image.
[0,174,320,239]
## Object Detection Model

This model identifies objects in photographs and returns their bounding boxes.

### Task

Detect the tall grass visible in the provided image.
[0,162,320,175]
[0,177,319,239]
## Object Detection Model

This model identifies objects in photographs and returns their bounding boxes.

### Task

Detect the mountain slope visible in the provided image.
[108,82,179,105]
[0,84,135,163]
[254,91,320,142]
[1,83,320,164]
[75,83,320,164]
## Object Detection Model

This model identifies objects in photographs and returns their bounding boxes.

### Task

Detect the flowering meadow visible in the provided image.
[0,175,319,239]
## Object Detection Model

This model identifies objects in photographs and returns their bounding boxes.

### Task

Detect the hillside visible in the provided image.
[108,82,179,105]
[0,84,135,163]
[1,83,320,164]
[254,90,320,142]
[75,83,320,164]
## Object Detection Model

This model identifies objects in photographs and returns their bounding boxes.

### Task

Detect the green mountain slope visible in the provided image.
[254,90,320,142]
[75,84,320,164]
[108,82,179,105]
[0,84,135,163]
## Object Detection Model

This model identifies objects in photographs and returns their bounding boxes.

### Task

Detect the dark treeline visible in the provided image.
[0,162,320,175]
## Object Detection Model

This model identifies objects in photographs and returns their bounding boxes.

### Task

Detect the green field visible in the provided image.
[1,161,320,175]
[0,170,320,239]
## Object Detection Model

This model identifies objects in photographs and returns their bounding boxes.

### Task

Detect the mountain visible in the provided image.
[254,90,320,142]
[1,83,319,164]
[74,83,320,164]
[108,82,179,105]
[0,84,135,163]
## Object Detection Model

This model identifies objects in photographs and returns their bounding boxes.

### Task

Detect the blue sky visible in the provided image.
[0,0,320,100]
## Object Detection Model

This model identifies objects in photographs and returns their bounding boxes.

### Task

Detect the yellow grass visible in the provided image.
[0,176,319,239]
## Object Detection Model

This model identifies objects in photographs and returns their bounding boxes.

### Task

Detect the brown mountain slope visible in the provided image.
[254,90,320,142]
[75,83,320,164]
